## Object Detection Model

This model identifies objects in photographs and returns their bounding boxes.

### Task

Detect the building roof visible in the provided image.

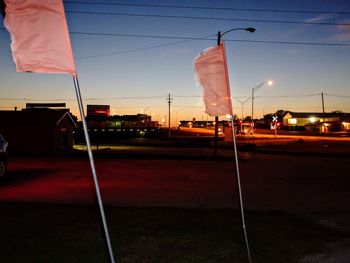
[0,108,77,127]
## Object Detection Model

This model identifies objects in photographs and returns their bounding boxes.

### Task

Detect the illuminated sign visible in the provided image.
[87,105,110,116]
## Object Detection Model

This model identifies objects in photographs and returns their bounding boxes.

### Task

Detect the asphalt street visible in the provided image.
[1,152,349,214]
[1,151,350,262]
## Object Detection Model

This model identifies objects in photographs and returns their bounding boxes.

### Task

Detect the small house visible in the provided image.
[0,108,77,153]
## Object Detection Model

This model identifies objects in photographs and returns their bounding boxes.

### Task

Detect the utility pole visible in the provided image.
[321,92,325,116]
[166,93,173,137]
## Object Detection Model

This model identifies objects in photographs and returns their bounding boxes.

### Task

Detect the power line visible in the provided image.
[325,93,350,98]
[1,93,349,101]
[64,1,350,15]
[0,95,166,101]
[76,40,189,60]
[172,95,201,98]
[2,28,349,51]
[70,31,350,47]
[1,31,347,67]
[69,31,216,40]
[255,94,321,98]
[226,39,350,47]
[76,35,215,60]
[65,10,350,27]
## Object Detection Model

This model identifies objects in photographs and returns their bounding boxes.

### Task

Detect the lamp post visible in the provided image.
[215,27,255,263]
[214,27,255,152]
[251,80,273,133]
[235,97,250,133]
[140,107,150,114]
[234,97,251,120]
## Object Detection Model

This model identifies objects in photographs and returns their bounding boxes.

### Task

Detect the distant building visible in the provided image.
[282,111,350,133]
[87,105,110,117]
[0,107,77,153]
[26,103,67,109]
[85,104,158,131]
[80,112,159,141]
[86,114,158,130]
[180,120,216,128]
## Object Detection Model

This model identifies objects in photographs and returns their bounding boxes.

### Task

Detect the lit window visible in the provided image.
[309,117,317,123]
[288,118,297,125]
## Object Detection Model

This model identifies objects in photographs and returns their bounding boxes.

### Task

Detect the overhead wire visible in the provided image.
[1,27,349,53]
[64,1,350,15]
[1,93,348,101]
[69,31,350,48]
[1,28,348,66]
[325,93,350,98]
[255,94,321,98]
[65,10,350,27]
[75,34,215,60]
[0,5,349,64]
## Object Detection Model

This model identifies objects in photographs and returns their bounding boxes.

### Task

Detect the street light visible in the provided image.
[140,107,150,114]
[251,80,273,132]
[217,27,256,44]
[215,27,256,263]
[214,27,256,150]
[234,97,251,120]
[234,97,251,133]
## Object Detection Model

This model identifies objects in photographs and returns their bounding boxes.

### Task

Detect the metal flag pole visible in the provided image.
[218,32,252,262]
[73,76,116,263]
[230,118,252,263]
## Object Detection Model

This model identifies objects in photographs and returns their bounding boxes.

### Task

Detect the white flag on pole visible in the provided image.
[2,0,77,76]
[2,2,116,261]
[194,43,233,117]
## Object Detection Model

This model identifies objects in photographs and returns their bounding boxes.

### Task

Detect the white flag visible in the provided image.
[2,0,77,76]
[194,43,233,116]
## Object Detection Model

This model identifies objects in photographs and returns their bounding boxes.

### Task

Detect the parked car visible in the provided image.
[0,134,8,177]
[236,123,253,135]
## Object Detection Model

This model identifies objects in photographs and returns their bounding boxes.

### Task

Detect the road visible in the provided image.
[178,127,350,141]
[1,152,349,214]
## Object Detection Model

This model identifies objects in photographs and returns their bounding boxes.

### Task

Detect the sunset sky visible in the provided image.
[1,0,349,124]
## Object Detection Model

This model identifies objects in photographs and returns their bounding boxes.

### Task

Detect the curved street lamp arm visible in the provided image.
[221,27,255,38]
[217,27,255,45]
[252,82,266,93]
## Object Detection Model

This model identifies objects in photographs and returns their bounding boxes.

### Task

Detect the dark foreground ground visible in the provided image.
[1,203,348,263]
[0,139,349,262]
